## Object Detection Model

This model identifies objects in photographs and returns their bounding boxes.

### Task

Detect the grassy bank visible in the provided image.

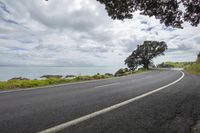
[185,61,200,74]
[0,70,147,91]
[164,61,200,74]
[0,74,113,91]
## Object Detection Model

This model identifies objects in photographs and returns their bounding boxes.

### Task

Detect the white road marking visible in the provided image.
[38,71,184,133]
[94,82,120,88]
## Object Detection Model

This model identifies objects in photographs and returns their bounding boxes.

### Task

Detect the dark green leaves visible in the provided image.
[97,0,200,28]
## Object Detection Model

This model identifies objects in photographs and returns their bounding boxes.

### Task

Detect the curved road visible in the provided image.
[0,70,199,133]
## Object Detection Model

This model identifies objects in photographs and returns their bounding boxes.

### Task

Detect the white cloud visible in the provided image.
[0,0,199,67]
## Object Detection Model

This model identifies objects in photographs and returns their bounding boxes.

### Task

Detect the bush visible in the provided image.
[40,75,63,79]
[65,75,76,78]
[105,73,114,77]
[8,77,30,81]
[114,68,131,77]
[157,62,175,68]
[75,75,94,81]
[93,74,103,79]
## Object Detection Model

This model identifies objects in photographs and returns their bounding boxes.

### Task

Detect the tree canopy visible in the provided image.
[97,0,200,28]
[125,41,168,70]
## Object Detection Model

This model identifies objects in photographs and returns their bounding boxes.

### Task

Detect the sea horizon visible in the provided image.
[0,66,121,81]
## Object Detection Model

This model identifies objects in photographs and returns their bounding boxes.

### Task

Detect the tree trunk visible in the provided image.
[143,62,149,70]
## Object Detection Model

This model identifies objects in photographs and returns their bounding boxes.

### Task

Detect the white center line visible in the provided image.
[38,70,185,133]
[94,82,120,88]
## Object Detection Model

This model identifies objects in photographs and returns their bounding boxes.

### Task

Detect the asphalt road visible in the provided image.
[0,70,199,133]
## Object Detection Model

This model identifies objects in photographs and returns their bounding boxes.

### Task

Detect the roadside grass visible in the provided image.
[164,61,200,75]
[185,62,200,74]
[0,74,112,91]
[0,69,149,91]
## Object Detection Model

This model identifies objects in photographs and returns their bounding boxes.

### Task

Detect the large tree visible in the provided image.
[97,0,200,28]
[125,41,168,70]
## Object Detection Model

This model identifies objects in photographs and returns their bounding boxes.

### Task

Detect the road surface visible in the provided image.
[0,70,199,133]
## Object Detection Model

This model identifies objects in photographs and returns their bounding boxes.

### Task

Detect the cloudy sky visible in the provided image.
[0,0,200,67]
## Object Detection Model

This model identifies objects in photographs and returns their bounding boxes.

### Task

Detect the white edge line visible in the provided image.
[38,70,185,133]
[94,82,120,88]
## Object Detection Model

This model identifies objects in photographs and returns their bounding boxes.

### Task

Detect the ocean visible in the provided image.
[0,66,120,81]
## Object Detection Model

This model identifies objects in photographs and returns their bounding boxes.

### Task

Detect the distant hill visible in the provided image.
[161,52,200,74]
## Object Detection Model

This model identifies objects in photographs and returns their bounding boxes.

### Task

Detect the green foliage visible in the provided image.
[75,75,93,81]
[40,75,63,79]
[8,77,29,81]
[105,73,114,77]
[125,41,167,70]
[164,53,200,74]
[157,62,174,68]
[75,73,113,81]
[185,62,200,74]
[0,78,74,90]
[114,68,130,77]
[97,0,200,28]
[185,53,200,74]
[114,68,147,77]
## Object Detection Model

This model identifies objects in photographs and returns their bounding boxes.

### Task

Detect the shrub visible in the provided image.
[75,76,93,81]
[8,77,30,81]
[114,68,130,77]
[65,75,76,78]
[40,75,63,79]
[157,62,175,68]
[105,73,113,77]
